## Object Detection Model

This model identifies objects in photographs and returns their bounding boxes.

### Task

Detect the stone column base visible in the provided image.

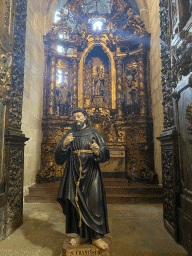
[60,235,113,256]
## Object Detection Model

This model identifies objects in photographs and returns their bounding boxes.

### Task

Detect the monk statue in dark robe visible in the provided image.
[55,108,110,250]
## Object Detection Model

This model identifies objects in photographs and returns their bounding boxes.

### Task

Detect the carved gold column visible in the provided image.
[72,58,78,108]
[47,55,56,115]
[115,58,123,116]
[137,53,146,116]
[43,45,49,116]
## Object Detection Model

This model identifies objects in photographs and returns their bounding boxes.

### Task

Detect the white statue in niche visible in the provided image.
[92,65,105,96]
[124,69,137,105]
[56,70,71,115]
[94,79,101,95]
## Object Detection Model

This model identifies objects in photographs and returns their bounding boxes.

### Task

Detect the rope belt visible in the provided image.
[73,150,93,227]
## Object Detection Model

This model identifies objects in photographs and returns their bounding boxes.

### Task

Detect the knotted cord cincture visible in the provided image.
[73,150,93,227]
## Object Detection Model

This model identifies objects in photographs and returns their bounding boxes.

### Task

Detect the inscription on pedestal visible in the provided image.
[61,236,112,256]
[63,247,101,255]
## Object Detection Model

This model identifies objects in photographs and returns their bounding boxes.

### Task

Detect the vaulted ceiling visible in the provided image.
[44,0,148,15]
[42,0,150,33]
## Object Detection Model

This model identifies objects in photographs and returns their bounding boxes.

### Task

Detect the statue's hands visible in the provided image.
[63,133,75,148]
[89,139,100,156]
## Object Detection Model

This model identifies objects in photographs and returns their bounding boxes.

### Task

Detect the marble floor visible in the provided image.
[0,203,188,256]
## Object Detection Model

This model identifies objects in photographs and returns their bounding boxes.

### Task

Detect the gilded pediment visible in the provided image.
[44,0,150,52]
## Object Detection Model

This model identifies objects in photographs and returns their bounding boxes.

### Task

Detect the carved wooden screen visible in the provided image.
[0,0,28,240]
[0,99,5,240]
[159,0,192,253]
[174,76,192,251]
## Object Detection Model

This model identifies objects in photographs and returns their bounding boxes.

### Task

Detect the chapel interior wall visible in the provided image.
[147,0,163,184]
[0,2,4,40]
[22,0,59,193]
[22,0,49,192]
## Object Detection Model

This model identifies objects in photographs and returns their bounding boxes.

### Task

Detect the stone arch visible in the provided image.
[78,42,116,109]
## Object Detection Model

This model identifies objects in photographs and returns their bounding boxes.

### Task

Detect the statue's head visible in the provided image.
[71,108,87,117]
[71,108,87,130]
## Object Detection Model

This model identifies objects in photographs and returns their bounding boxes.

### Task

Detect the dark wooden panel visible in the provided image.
[0,193,5,209]
[178,208,192,252]
[4,135,29,238]
[158,128,180,243]
[0,207,4,239]
[177,86,192,191]
[0,193,5,239]
[159,0,192,253]
[0,99,5,178]
[180,193,192,217]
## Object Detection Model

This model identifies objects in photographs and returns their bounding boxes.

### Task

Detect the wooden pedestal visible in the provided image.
[60,235,113,256]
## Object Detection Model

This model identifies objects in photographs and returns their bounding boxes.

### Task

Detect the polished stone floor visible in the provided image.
[0,203,188,256]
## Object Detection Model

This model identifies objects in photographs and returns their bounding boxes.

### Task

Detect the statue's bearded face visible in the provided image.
[72,112,86,129]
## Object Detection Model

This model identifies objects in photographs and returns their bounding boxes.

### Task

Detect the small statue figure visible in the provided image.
[56,83,71,116]
[95,79,101,95]
[55,108,110,250]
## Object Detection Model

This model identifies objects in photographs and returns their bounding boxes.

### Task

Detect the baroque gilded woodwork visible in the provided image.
[115,58,123,116]
[171,0,179,34]
[159,0,192,251]
[39,1,156,184]
[172,32,192,85]
[0,0,29,240]
[4,0,10,33]
[6,148,23,230]
[162,149,175,232]
[0,53,12,104]
[72,59,79,108]
[158,129,180,241]
[8,0,27,133]
[159,0,174,129]
[186,102,192,143]
[4,135,28,238]
[159,0,180,243]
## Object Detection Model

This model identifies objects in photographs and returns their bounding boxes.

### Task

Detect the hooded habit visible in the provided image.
[55,116,110,239]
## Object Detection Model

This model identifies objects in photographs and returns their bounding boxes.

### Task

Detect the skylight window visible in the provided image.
[88,18,106,31]
[59,34,69,39]
[55,11,61,23]
[57,45,64,53]
[57,70,63,84]
[93,20,103,31]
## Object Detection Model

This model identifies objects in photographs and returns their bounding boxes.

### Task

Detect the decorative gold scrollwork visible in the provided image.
[0,53,12,104]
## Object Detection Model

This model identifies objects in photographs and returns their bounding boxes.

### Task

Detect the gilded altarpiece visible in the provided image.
[39,2,157,184]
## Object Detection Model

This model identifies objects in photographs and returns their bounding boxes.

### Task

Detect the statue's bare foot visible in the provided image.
[69,235,85,246]
[92,238,108,250]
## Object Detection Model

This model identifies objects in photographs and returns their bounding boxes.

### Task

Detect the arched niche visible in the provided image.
[78,42,116,109]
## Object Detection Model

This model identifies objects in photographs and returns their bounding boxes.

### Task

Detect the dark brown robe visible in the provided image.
[55,120,110,239]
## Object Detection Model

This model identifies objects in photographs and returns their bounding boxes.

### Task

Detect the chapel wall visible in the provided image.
[22,0,47,191]
[0,2,4,45]
[22,0,59,192]
[147,0,163,184]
